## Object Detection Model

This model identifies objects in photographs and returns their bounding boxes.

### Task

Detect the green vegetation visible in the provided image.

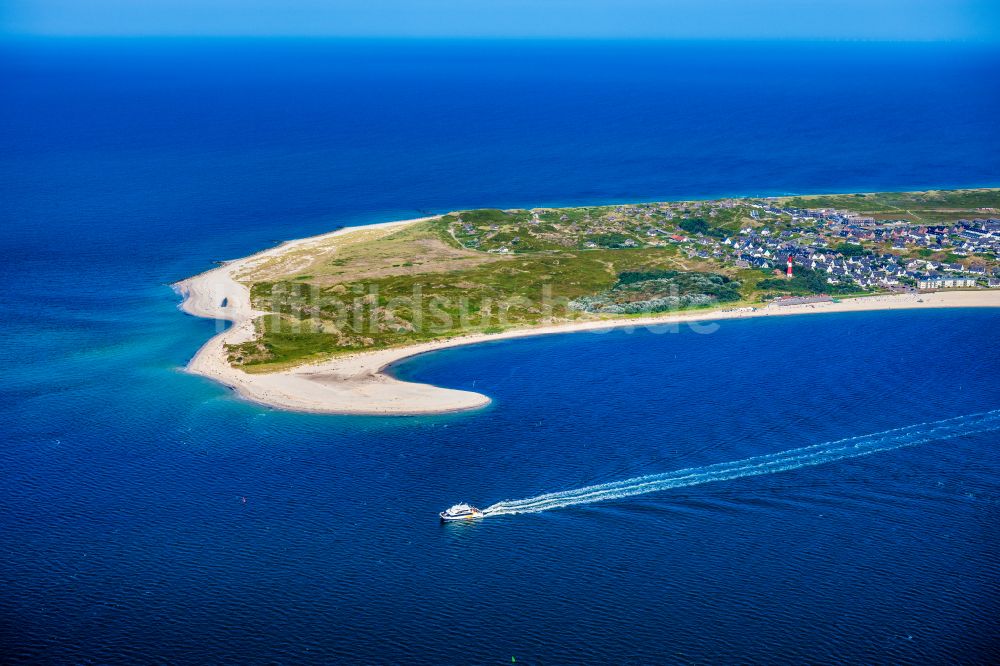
[679,217,726,239]
[570,270,741,314]
[229,215,746,369]
[592,232,634,248]
[835,242,868,257]
[757,267,862,296]
[225,188,1000,370]
[782,188,1000,224]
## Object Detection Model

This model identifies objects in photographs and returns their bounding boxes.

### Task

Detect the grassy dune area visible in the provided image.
[781,188,1000,224]
[226,189,1000,370]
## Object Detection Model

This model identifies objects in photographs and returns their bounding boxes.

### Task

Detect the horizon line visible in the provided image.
[4,34,999,44]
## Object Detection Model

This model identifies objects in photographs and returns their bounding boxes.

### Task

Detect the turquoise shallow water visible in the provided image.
[1,40,999,663]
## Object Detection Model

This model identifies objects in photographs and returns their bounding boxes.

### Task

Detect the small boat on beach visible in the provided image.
[440,503,484,522]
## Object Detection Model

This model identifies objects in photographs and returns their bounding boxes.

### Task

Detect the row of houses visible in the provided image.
[915,276,979,289]
[881,219,1000,256]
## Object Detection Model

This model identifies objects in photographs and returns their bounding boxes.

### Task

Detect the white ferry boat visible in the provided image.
[439,503,484,522]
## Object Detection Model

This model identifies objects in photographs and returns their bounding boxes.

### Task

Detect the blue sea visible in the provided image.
[2,39,999,663]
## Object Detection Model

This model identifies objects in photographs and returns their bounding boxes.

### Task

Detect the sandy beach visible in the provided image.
[175,217,1000,415]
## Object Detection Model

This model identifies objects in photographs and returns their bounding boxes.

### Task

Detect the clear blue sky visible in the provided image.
[3,0,998,40]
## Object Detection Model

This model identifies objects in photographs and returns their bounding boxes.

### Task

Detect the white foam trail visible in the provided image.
[481,409,1000,517]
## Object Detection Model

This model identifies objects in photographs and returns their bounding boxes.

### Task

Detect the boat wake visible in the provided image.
[481,409,1000,517]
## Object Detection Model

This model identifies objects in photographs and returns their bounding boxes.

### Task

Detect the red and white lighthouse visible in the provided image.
[786,255,794,279]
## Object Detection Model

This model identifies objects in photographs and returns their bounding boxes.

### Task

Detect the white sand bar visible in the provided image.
[175,217,1000,415]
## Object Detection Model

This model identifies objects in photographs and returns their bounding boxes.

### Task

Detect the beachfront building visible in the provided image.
[917,275,979,289]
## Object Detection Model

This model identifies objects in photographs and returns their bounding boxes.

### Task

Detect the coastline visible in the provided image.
[175,217,1000,415]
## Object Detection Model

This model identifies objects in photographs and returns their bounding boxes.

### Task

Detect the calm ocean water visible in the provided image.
[1,40,999,663]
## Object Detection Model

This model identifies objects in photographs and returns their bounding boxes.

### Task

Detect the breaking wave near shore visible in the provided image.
[482,409,1000,517]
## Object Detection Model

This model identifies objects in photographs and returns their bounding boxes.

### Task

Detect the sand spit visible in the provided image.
[175,218,1000,415]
